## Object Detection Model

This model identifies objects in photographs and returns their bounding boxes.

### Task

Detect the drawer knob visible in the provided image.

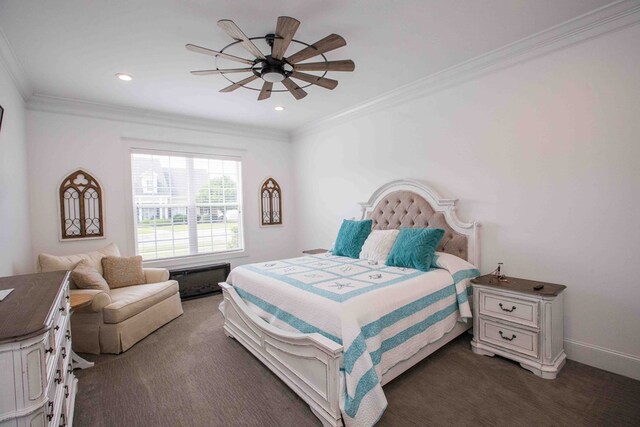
[499,303,516,313]
[499,330,517,341]
[55,369,62,384]
[45,347,54,354]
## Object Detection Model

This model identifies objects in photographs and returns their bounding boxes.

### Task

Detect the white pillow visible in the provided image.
[359,230,400,264]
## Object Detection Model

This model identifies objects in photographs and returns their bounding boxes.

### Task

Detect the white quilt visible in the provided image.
[226,252,479,427]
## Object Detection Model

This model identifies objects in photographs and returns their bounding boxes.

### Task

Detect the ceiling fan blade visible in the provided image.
[185,44,254,65]
[286,34,346,64]
[272,16,300,60]
[220,74,259,93]
[282,78,307,100]
[294,60,355,72]
[258,81,273,101]
[290,71,338,90]
[217,19,266,60]
[191,68,253,75]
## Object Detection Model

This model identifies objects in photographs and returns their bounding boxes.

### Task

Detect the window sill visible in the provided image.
[142,250,249,270]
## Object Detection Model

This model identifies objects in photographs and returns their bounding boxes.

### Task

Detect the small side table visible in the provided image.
[69,294,95,370]
[302,249,328,255]
[470,274,567,379]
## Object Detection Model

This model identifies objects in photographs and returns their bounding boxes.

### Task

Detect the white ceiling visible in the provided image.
[0,0,612,131]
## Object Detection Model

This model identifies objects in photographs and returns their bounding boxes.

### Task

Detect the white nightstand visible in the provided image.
[470,274,567,379]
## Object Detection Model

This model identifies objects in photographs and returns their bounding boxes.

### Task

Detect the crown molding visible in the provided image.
[1,18,288,140]
[6,1,639,139]
[0,25,33,100]
[293,0,640,138]
[26,94,290,142]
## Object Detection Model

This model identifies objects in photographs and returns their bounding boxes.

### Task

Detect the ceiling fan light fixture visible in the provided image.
[116,73,133,81]
[262,71,285,83]
[274,106,285,111]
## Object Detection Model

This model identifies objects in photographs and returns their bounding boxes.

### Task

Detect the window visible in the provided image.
[130,150,243,261]
[59,170,104,239]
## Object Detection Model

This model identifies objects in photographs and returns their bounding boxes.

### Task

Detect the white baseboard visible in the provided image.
[564,339,640,381]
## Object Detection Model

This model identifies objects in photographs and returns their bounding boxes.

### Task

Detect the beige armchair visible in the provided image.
[38,244,183,354]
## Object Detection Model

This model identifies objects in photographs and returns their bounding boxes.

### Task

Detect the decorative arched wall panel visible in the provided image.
[260,177,282,226]
[59,170,104,239]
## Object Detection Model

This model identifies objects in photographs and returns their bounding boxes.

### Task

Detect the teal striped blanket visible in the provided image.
[227,251,479,427]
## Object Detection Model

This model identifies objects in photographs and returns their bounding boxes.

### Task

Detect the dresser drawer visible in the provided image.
[46,288,69,355]
[478,318,539,358]
[479,290,538,328]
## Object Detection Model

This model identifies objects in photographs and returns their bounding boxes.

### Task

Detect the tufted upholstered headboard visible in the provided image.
[359,180,480,266]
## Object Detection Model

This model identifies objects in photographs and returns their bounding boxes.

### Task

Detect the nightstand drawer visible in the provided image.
[479,290,538,328]
[479,318,539,358]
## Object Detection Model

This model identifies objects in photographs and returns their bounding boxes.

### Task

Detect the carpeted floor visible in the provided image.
[73,295,640,427]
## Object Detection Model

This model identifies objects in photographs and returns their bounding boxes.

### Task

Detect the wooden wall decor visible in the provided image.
[260,177,282,226]
[59,170,104,239]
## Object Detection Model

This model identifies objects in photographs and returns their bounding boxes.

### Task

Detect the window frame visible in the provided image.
[126,143,247,268]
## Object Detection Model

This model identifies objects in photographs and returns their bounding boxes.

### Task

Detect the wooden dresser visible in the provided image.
[0,272,78,427]
[470,274,567,379]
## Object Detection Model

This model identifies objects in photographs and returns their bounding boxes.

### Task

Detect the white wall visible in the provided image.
[292,24,640,379]
[26,110,297,270]
[0,61,31,275]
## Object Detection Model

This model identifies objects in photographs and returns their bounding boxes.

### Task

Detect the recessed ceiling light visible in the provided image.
[274,106,285,111]
[116,73,133,81]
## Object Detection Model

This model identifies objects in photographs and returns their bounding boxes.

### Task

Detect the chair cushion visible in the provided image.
[103,280,179,324]
[102,256,146,289]
[71,259,110,292]
[38,243,121,275]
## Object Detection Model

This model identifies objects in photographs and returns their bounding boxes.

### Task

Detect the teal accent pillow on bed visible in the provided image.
[386,227,445,271]
[332,219,373,258]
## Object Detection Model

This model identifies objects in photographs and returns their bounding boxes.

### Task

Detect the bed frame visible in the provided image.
[219,180,480,426]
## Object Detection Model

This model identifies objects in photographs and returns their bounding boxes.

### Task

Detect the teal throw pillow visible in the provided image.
[332,219,373,259]
[386,227,445,271]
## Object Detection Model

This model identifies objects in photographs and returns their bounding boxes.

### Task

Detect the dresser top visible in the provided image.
[0,271,69,343]
[471,274,566,297]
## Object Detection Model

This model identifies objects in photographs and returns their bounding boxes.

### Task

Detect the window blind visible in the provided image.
[130,150,243,261]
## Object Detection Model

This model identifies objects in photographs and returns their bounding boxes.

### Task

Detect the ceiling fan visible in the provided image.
[186,16,355,100]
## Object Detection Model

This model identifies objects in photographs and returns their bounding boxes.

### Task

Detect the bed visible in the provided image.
[218,180,480,427]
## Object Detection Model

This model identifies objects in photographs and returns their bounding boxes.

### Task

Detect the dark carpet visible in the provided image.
[74,295,640,427]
